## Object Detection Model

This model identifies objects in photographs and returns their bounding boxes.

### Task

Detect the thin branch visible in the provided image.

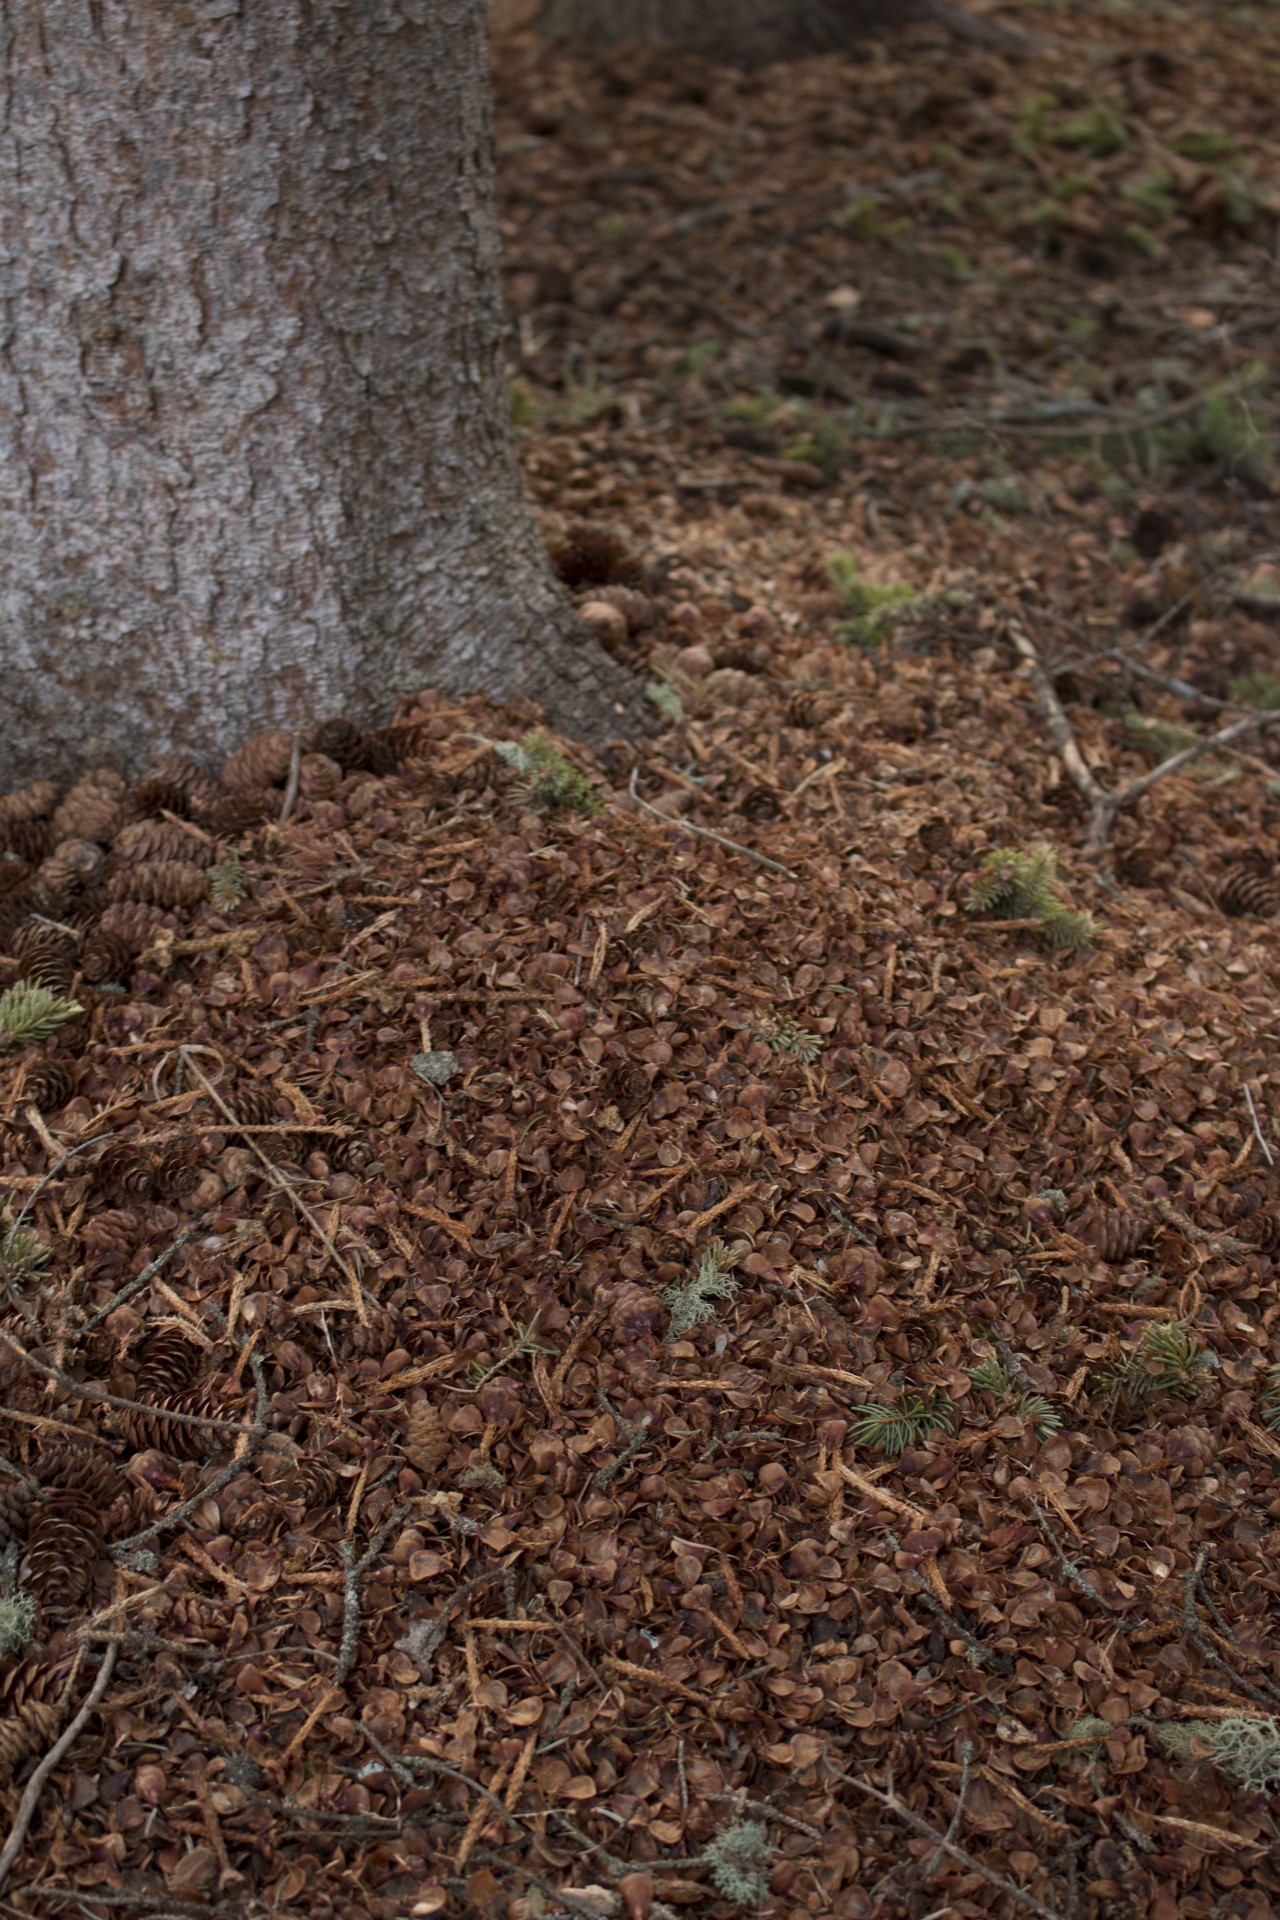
[1183,1543,1280,1708]
[79,1227,199,1334]
[0,1640,119,1890]
[827,1763,1062,1920]
[333,1505,407,1688]
[626,768,798,878]
[924,1740,972,1879]
[112,1352,269,1559]
[0,1328,245,1437]
[1244,1084,1275,1170]
[1008,620,1280,850]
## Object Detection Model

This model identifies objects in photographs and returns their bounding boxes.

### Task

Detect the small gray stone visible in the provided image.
[412,1049,458,1086]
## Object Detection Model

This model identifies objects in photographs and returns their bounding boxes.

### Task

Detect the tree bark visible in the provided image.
[536,0,1028,63]
[0,0,644,787]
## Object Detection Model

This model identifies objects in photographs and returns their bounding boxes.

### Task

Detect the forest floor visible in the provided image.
[2,2,1280,1918]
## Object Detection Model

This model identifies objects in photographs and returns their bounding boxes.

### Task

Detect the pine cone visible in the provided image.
[739,785,782,822]
[33,838,104,907]
[93,1144,155,1204]
[601,1064,650,1117]
[210,789,281,836]
[1233,1209,1280,1253]
[403,1401,450,1477]
[152,1150,199,1200]
[112,1330,209,1458]
[112,818,211,867]
[330,1134,375,1173]
[96,901,173,950]
[22,1492,105,1612]
[0,818,54,864]
[1218,862,1280,918]
[9,926,77,994]
[551,523,646,591]
[0,1671,61,1776]
[0,1478,35,1552]
[137,756,219,816]
[786,688,841,728]
[52,784,125,846]
[0,857,31,897]
[1076,1207,1150,1263]
[107,860,207,909]
[0,894,33,950]
[221,730,294,792]
[0,781,59,827]
[228,1084,284,1128]
[289,1455,341,1509]
[80,931,133,985]
[307,718,369,772]
[81,1208,138,1272]
[298,753,343,799]
[586,583,658,635]
[128,776,196,822]
[363,725,433,777]
[21,1061,78,1114]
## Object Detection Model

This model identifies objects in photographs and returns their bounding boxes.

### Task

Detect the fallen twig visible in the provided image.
[626,767,798,878]
[827,1762,1063,1920]
[0,1639,119,1890]
[1183,1544,1280,1708]
[334,1505,407,1688]
[1009,620,1280,849]
[112,1352,270,1560]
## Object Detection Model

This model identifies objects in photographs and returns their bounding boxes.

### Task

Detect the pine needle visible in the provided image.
[0,981,84,1051]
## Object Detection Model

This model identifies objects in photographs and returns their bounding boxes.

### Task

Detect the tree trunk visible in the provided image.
[536,0,1027,63]
[0,1,644,787]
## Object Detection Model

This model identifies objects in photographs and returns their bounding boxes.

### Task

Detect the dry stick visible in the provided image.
[1008,621,1280,851]
[0,1639,119,1891]
[923,1740,972,1881]
[626,767,798,879]
[828,1764,1062,1920]
[79,1226,199,1334]
[884,1530,1012,1673]
[277,733,304,827]
[112,1352,269,1559]
[1244,1083,1275,1170]
[178,1047,372,1324]
[1183,1544,1280,1709]
[1025,1496,1120,1616]
[332,1505,407,1688]
[0,1328,246,1439]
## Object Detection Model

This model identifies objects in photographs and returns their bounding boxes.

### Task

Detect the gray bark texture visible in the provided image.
[536,0,1028,63]
[0,0,645,787]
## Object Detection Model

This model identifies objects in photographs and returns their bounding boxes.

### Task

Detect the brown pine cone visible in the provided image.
[586,583,658,635]
[21,1061,78,1114]
[1075,1206,1150,1263]
[0,1477,35,1552]
[209,789,281,836]
[403,1401,450,1477]
[9,926,77,994]
[0,781,59,826]
[96,900,174,949]
[329,1133,375,1174]
[137,755,219,814]
[79,931,133,985]
[93,1144,155,1204]
[112,818,210,867]
[551,522,647,591]
[786,687,841,728]
[298,753,343,799]
[363,725,433,777]
[306,718,369,772]
[152,1150,200,1200]
[51,784,125,846]
[128,776,198,821]
[228,1083,284,1128]
[22,1491,105,1611]
[601,1063,650,1117]
[222,729,294,792]
[81,1208,139,1272]
[739,785,782,822]
[0,893,34,950]
[1233,1209,1280,1253]
[0,1680,61,1777]
[1218,862,1280,918]
[0,856,30,897]
[107,860,207,909]
[33,838,105,907]
[0,818,54,864]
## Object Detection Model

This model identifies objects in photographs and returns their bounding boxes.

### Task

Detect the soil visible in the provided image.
[1,1,1280,1916]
